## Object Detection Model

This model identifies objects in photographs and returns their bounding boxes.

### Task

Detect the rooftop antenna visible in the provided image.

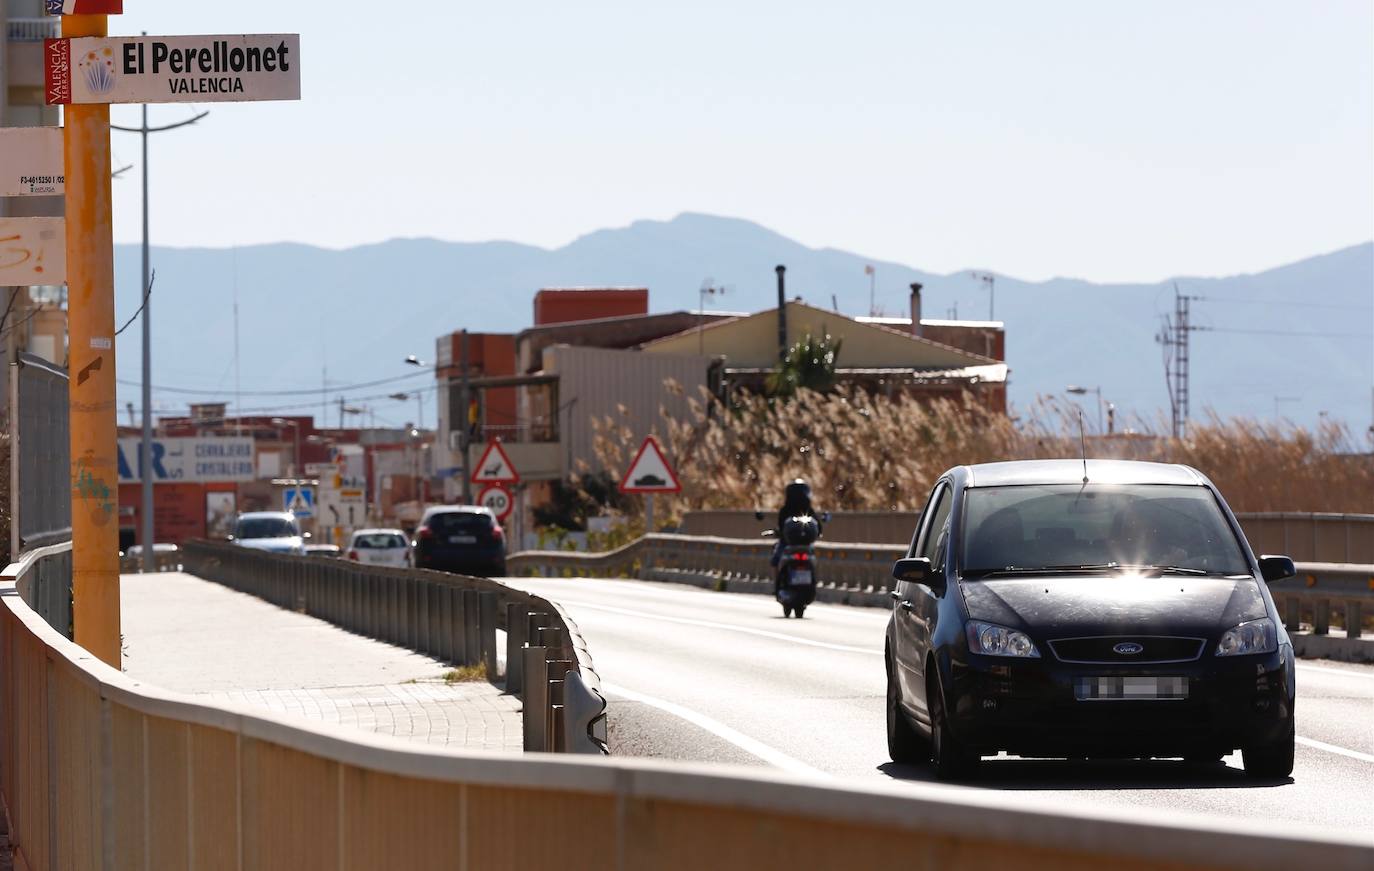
[697,278,727,355]
[1078,408,1089,485]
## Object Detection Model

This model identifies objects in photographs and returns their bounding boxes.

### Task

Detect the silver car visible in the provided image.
[231,511,306,555]
[345,528,412,568]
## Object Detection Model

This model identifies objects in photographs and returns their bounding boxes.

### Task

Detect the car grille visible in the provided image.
[1048,636,1206,664]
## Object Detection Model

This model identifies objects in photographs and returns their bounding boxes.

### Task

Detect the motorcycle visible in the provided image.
[757,512,826,618]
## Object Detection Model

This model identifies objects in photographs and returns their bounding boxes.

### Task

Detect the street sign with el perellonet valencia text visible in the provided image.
[45,34,300,105]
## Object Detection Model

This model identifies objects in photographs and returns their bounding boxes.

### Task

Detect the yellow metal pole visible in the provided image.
[64,13,121,667]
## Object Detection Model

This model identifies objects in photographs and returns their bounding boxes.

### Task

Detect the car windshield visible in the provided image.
[960,484,1249,576]
[235,517,297,539]
[428,512,492,533]
[353,533,407,549]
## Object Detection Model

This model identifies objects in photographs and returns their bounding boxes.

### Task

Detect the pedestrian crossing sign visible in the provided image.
[283,486,314,518]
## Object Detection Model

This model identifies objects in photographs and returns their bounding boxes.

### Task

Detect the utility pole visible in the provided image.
[1157,283,1200,440]
[112,92,206,574]
[65,11,121,667]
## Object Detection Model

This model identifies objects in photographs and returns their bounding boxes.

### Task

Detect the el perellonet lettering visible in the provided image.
[121,40,292,76]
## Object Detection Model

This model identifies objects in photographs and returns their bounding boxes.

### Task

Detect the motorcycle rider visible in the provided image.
[771,479,820,590]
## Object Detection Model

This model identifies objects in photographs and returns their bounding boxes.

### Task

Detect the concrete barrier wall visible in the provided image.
[680,510,1374,562]
[2,547,1371,870]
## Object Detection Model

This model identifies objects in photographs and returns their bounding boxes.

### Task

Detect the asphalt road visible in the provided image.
[509,575,1374,835]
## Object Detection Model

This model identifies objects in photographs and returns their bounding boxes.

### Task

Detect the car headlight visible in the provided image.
[966,621,1040,658]
[1216,618,1277,656]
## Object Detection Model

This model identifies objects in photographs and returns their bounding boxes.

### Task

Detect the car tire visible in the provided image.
[782,605,793,618]
[930,670,979,781]
[1242,721,1294,779]
[794,605,806,619]
[886,653,927,764]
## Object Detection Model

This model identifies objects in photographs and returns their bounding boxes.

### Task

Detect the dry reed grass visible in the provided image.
[589,386,1372,522]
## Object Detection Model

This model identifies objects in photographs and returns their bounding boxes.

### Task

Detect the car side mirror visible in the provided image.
[892,557,932,583]
[226,535,234,542]
[1259,555,1296,583]
[302,531,312,540]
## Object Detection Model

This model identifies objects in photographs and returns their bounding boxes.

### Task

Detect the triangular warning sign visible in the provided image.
[472,441,520,484]
[618,437,681,493]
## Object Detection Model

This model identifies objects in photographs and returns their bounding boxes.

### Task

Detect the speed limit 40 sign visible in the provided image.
[477,485,513,522]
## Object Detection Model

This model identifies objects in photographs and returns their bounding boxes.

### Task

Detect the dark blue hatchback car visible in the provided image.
[413,506,507,577]
[885,459,1297,780]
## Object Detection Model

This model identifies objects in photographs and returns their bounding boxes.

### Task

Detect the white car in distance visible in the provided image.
[345,529,412,568]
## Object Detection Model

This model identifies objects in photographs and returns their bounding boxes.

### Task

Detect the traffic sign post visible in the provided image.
[46,4,301,666]
[477,485,513,523]
[618,437,681,536]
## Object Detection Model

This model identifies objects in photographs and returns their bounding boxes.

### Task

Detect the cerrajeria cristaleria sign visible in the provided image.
[44,34,300,105]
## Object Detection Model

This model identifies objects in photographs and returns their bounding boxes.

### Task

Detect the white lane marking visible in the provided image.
[1295,663,1374,681]
[1296,736,1374,764]
[603,682,830,778]
[552,599,884,657]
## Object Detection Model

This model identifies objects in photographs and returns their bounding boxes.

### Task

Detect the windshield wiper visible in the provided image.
[961,564,1116,579]
[963,563,1228,579]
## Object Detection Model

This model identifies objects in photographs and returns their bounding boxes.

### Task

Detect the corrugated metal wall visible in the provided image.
[544,345,710,478]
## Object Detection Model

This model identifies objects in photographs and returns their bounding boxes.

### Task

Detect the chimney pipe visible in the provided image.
[909,282,923,337]
[775,265,788,362]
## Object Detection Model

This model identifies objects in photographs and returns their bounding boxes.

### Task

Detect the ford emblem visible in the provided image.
[1113,642,1144,655]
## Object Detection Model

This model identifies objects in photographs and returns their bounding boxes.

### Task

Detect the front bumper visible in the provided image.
[946,645,1294,758]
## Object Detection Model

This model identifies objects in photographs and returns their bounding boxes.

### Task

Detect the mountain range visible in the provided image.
[111,213,1373,436]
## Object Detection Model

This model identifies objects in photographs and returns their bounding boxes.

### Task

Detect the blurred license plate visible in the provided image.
[1075,676,1188,701]
[790,569,813,585]
[449,535,477,544]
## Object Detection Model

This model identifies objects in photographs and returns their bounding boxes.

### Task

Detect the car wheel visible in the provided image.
[782,605,793,618]
[1242,721,1294,779]
[930,670,979,781]
[886,653,928,764]
[793,605,806,619]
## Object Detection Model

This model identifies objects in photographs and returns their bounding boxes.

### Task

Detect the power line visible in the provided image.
[1196,326,1372,339]
[1197,296,1372,311]
[118,383,439,418]
[115,369,430,397]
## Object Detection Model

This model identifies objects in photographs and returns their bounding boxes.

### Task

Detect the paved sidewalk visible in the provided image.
[120,572,522,752]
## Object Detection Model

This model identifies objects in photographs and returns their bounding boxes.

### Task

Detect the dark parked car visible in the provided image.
[413,506,507,576]
[885,459,1297,780]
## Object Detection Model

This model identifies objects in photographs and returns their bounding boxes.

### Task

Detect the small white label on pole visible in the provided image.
[0,128,64,197]
[89,337,111,350]
[618,437,681,494]
[0,217,65,286]
[46,34,301,105]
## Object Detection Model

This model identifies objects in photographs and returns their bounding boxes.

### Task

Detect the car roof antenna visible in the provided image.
[1077,408,1089,485]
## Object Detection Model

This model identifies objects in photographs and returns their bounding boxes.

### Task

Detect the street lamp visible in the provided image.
[407,349,471,503]
[390,391,425,433]
[1066,385,1104,434]
[270,417,302,476]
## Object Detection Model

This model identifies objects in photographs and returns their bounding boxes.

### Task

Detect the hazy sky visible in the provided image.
[103,1,1373,283]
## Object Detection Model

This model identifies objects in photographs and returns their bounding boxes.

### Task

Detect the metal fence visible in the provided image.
[181,541,607,754]
[8,352,71,557]
[509,533,1374,635]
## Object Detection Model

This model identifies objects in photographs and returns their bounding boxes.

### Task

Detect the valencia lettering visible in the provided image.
[170,78,245,95]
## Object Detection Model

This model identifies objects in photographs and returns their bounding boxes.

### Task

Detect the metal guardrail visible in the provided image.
[117,547,183,574]
[1269,563,1374,638]
[181,540,607,754]
[1,545,1370,870]
[4,540,73,640]
[510,534,1374,632]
